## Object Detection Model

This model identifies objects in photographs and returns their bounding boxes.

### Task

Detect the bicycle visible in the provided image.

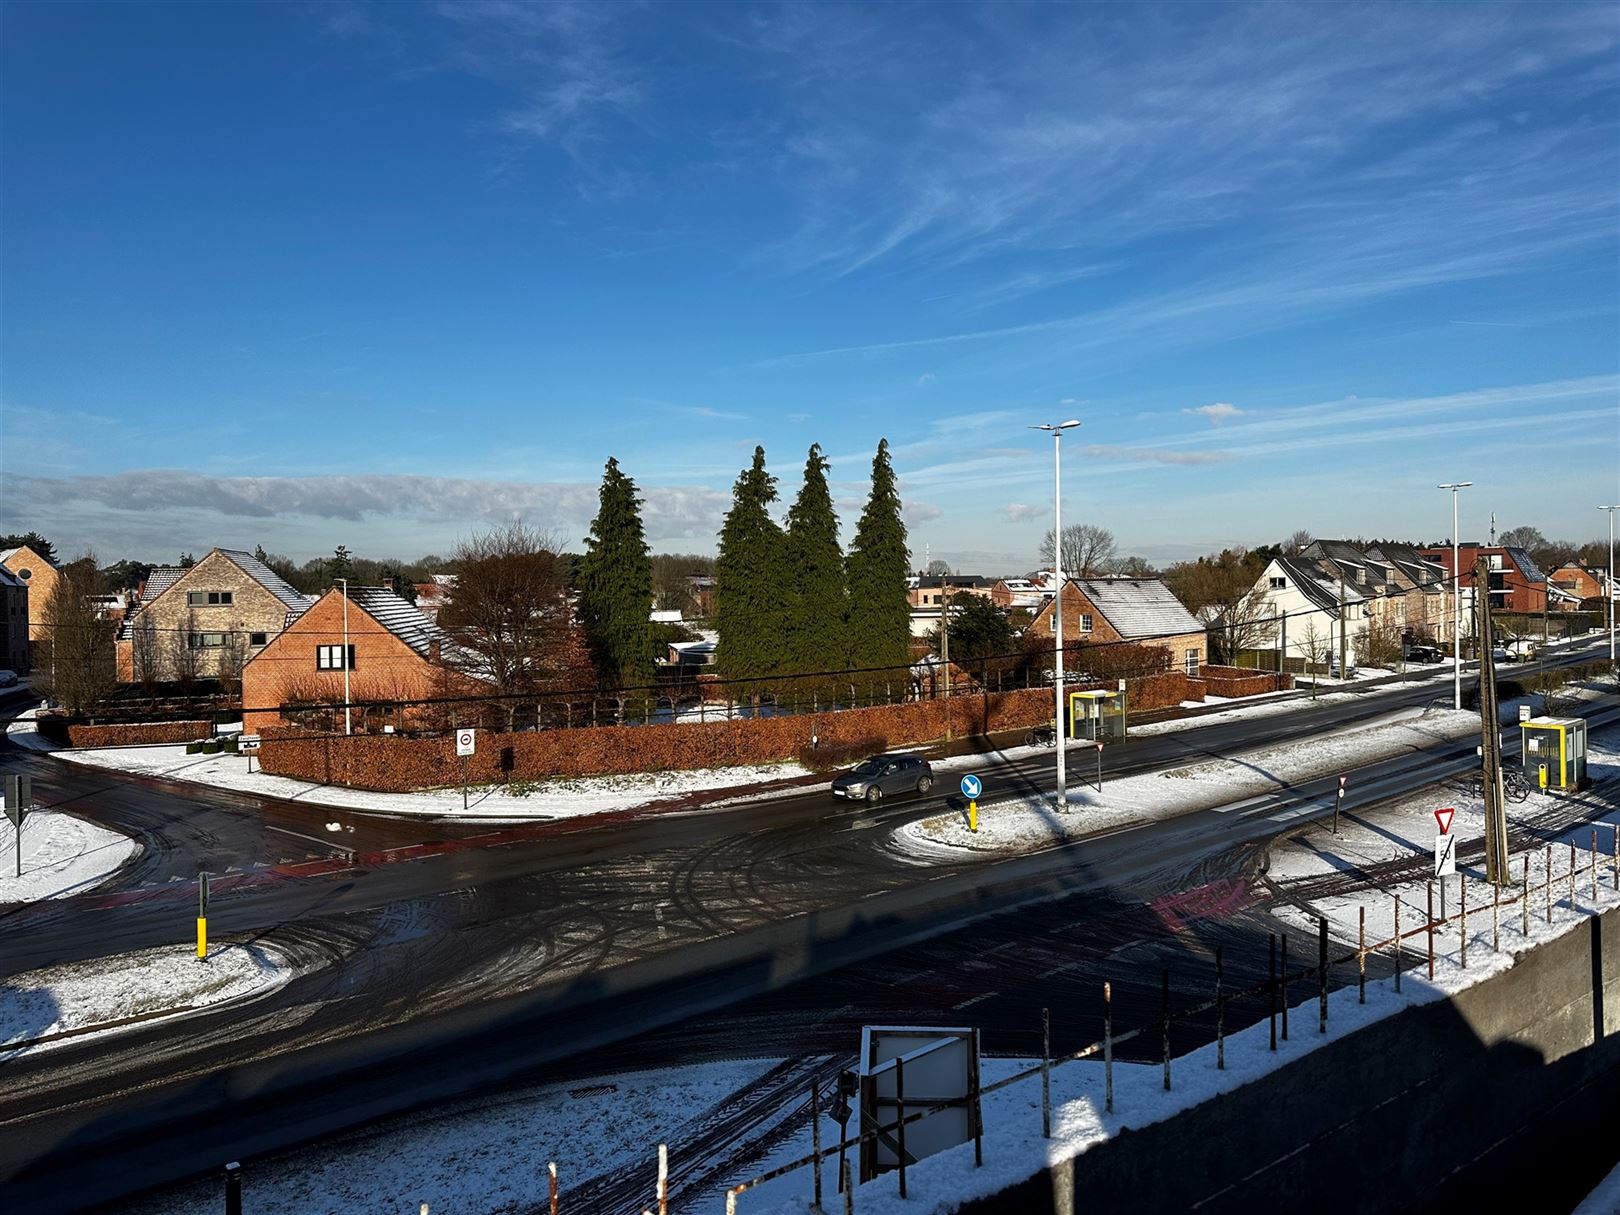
[1453,767,1531,804]
[1025,724,1058,748]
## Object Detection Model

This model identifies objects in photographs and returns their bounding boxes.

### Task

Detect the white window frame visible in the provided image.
[1079,613,1093,633]
[316,644,356,671]
[1185,648,1199,677]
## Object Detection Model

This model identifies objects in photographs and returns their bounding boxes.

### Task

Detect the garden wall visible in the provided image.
[1199,664,1293,698]
[259,672,1199,792]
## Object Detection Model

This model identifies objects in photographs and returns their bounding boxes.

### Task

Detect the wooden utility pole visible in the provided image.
[1475,556,1510,884]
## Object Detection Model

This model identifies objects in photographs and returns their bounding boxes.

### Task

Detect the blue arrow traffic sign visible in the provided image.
[960,773,982,799]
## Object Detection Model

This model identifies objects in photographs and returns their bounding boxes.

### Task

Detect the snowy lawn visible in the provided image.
[11,717,811,821]
[1,939,287,1055]
[120,1056,785,1215]
[902,709,1481,857]
[1577,1160,1620,1215]
[0,808,140,903]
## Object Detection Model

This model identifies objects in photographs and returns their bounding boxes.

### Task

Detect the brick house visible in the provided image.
[115,548,312,682]
[0,544,59,643]
[907,574,994,609]
[1249,555,1375,669]
[1548,563,1608,604]
[242,585,487,732]
[0,566,28,672]
[1416,544,1547,614]
[1028,577,1207,676]
[1300,539,1456,643]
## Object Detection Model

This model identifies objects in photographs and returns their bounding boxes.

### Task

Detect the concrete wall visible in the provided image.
[964,906,1620,1215]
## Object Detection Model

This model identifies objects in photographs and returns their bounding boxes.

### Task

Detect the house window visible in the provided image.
[1079,613,1093,633]
[1269,576,1286,589]
[249,632,268,647]
[186,591,233,606]
[316,644,356,671]
[188,632,227,649]
[1185,649,1199,677]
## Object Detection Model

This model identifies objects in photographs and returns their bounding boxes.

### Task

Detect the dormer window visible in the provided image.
[1269,577,1286,589]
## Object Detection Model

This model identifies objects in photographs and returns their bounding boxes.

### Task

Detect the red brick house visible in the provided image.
[1029,577,1207,676]
[243,585,487,732]
[1548,563,1606,604]
[1416,545,1547,613]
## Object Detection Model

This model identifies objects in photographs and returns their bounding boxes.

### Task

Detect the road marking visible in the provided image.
[264,822,351,853]
[952,989,999,1010]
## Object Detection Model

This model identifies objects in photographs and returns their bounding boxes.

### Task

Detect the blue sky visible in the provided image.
[3,0,1617,569]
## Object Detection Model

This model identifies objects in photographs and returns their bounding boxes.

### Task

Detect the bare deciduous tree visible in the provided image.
[216,629,248,699]
[439,520,573,722]
[36,555,118,713]
[168,609,202,690]
[1039,523,1118,577]
[131,616,162,691]
[1282,529,1313,556]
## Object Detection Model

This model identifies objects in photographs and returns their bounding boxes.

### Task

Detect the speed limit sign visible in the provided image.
[455,728,476,757]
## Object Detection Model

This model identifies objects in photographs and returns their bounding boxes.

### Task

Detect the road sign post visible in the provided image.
[240,733,260,774]
[1334,775,1346,834]
[4,774,31,878]
[455,728,477,811]
[1095,741,1104,793]
[960,774,981,833]
[1434,833,1457,879]
[197,870,210,961]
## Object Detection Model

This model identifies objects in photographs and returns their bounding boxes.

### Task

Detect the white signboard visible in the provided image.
[1519,704,1532,724]
[455,728,477,757]
[238,734,261,753]
[859,1026,980,1182]
[1434,833,1457,878]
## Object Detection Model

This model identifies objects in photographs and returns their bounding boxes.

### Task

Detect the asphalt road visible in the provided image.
[0,644,1609,1211]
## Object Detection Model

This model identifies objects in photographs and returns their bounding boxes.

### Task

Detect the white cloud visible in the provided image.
[1001,503,1046,522]
[902,500,943,522]
[916,372,936,387]
[1185,402,1244,425]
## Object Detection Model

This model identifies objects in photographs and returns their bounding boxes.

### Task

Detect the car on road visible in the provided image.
[0,670,18,687]
[831,753,934,802]
[1404,645,1442,664]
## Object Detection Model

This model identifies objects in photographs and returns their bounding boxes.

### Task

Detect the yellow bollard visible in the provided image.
[1539,764,1548,791]
[969,799,978,833]
[197,917,207,960]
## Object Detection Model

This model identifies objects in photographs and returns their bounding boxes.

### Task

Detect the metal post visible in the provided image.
[810,1083,822,1210]
[895,1055,908,1200]
[658,1143,669,1215]
[1032,418,1080,811]
[549,1162,558,1215]
[1439,482,1470,712]
[1318,916,1328,1033]
[1041,1007,1051,1138]
[1103,981,1114,1112]
[1546,844,1553,924]
[1613,823,1618,892]
[1358,906,1366,1004]
[224,1162,242,1215]
[1594,830,1600,903]
[1161,969,1171,1090]
[1523,854,1531,937]
[1492,876,1499,952]
[1427,882,1435,980]
[1394,895,1402,993]
[1281,935,1290,1040]
[1268,932,1278,1050]
[1570,841,1578,914]
[1215,945,1226,1069]
[337,577,352,737]
[1460,871,1468,968]
[842,1160,853,1215]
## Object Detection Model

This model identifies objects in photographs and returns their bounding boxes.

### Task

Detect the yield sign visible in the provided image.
[1434,807,1456,835]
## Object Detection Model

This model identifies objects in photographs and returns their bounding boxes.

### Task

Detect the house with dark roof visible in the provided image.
[114,547,314,682]
[1028,577,1208,676]
[0,565,29,673]
[1303,539,1457,644]
[1416,544,1548,614]
[243,585,489,731]
[1247,555,1377,671]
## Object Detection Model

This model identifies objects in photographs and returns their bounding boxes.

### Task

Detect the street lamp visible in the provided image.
[1438,482,1472,710]
[336,577,352,736]
[1031,418,1081,810]
[1601,505,1619,670]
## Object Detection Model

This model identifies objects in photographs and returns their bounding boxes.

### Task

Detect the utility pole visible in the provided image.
[940,588,952,739]
[1338,570,1348,680]
[1475,556,1509,885]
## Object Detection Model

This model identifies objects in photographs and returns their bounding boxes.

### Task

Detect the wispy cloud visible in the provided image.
[1001,503,1046,522]
[1079,445,1233,467]
[902,500,943,522]
[1185,403,1244,425]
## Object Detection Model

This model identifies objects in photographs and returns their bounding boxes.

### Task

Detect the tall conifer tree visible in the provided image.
[576,457,654,690]
[714,446,785,687]
[783,443,848,681]
[845,438,911,676]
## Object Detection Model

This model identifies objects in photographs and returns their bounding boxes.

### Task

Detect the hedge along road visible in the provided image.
[3,668,1609,1209]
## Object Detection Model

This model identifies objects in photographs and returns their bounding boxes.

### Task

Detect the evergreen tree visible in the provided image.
[783,443,847,682]
[845,438,911,676]
[253,544,269,564]
[327,545,354,586]
[576,457,654,690]
[714,446,786,689]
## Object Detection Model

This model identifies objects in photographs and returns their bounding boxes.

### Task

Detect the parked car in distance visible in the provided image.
[1404,645,1442,664]
[1504,638,1537,661]
[1326,654,1357,678]
[831,753,934,803]
[0,669,18,687]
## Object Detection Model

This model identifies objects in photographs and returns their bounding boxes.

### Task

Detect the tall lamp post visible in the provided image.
[336,577,352,736]
[1601,505,1619,670]
[1438,482,1472,710]
[1031,418,1081,810]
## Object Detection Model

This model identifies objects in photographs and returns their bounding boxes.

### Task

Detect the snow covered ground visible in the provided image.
[1,940,288,1057]
[119,1056,785,1215]
[0,808,140,903]
[902,708,1480,857]
[9,715,811,821]
[1577,1159,1620,1215]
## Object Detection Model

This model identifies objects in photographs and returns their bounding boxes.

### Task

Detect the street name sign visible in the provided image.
[959,774,982,800]
[455,728,477,757]
[238,735,261,753]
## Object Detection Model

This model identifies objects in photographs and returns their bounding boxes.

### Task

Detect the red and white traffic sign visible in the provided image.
[455,728,477,758]
[1434,806,1455,835]
[1096,742,1104,752]
[1338,775,1347,789]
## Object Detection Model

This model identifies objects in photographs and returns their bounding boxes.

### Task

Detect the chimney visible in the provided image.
[382,577,394,592]
[429,638,441,664]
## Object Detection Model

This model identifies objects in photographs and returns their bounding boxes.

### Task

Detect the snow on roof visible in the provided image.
[215,549,312,611]
[0,567,24,589]
[1271,556,1360,615]
[1070,577,1202,639]
[345,586,456,660]
[0,545,56,569]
